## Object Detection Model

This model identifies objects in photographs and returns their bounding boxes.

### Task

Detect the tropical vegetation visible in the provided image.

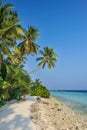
[29,79,50,98]
[0,0,58,107]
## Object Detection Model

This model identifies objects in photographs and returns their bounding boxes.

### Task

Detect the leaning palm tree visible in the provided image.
[28,47,58,74]
[36,47,58,70]
[18,26,40,56]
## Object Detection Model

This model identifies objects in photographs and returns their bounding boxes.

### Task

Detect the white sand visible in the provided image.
[0,96,39,130]
[0,96,87,130]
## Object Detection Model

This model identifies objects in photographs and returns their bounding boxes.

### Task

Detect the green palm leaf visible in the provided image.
[36,47,58,70]
[36,57,44,61]
[2,3,14,16]
[17,26,40,56]
[15,25,26,37]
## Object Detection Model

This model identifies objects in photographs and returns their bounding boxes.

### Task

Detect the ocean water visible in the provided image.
[50,90,87,114]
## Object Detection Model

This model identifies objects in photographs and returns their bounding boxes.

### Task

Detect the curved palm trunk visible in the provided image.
[28,67,41,75]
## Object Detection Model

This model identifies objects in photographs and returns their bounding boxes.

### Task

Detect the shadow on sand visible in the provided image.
[0,96,37,130]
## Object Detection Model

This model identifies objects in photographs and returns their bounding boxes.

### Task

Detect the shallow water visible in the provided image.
[50,90,87,115]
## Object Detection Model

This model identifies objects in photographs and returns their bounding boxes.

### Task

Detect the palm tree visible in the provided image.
[0,0,25,38]
[28,47,58,74]
[36,47,58,70]
[34,78,42,86]
[0,0,26,69]
[18,26,40,56]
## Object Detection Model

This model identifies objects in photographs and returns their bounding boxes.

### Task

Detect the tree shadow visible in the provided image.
[0,114,33,130]
[0,103,15,120]
[0,97,36,130]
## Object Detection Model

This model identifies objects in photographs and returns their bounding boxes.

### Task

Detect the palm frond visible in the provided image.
[0,25,15,33]
[15,25,26,37]
[39,50,45,56]
[38,61,44,68]
[47,63,51,70]
[14,45,21,56]
[36,57,44,61]
[1,44,14,59]
[50,61,56,68]
[42,62,46,69]
[2,3,14,16]
[37,47,58,70]
[28,26,40,41]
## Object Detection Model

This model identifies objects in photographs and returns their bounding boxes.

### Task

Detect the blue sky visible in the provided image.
[4,0,87,90]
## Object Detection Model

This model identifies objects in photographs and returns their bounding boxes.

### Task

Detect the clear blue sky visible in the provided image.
[4,0,87,90]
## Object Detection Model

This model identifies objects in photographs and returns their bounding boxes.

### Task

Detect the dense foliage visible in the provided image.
[30,86,50,98]
[0,0,58,107]
[6,65,31,100]
[29,79,50,98]
[0,64,31,106]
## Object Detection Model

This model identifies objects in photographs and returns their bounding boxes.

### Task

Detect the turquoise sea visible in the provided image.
[50,90,87,115]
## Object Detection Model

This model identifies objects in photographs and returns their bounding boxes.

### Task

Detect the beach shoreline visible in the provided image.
[30,96,87,130]
[0,95,87,130]
[52,96,87,120]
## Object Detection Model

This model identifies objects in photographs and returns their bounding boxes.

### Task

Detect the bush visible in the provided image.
[30,85,50,98]
[0,77,9,107]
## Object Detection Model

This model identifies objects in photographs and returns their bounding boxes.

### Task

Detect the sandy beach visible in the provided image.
[0,96,39,130]
[30,97,87,130]
[0,96,87,130]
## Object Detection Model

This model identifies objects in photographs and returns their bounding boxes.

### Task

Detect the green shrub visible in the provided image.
[30,85,50,98]
[0,77,9,107]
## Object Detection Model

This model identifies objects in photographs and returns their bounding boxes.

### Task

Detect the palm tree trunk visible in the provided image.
[23,94,26,101]
[28,67,41,75]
